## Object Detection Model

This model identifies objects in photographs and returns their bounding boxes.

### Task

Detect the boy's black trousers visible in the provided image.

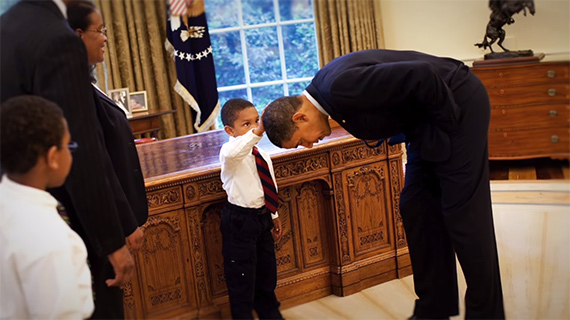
[220,202,283,320]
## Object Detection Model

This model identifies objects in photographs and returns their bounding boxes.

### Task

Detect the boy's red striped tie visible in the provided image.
[252,146,279,213]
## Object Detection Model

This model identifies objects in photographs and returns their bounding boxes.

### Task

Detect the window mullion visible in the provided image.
[274,0,288,96]
[237,0,252,101]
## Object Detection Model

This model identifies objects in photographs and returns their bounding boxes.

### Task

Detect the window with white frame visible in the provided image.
[205,0,319,127]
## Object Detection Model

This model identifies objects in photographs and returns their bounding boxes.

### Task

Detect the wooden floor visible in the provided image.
[489,158,569,180]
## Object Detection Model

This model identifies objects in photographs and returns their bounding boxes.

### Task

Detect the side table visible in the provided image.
[128,109,176,138]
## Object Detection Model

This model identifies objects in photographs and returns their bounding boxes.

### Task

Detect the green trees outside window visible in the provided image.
[205,0,319,127]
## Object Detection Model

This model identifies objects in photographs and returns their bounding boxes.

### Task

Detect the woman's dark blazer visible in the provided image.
[93,86,148,231]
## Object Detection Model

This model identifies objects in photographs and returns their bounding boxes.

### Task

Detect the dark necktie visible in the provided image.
[252,146,279,213]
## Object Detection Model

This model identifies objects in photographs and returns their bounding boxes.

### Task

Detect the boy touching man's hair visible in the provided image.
[0,95,93,319]
[219,98,283,319]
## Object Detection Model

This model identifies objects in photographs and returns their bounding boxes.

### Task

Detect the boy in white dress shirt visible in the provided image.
[219,98,283,319]
[0,96,94,319]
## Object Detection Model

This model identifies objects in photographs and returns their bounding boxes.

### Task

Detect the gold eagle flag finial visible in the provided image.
[180,0,206,41]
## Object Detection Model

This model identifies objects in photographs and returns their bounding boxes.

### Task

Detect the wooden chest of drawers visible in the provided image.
[472,61,570,160]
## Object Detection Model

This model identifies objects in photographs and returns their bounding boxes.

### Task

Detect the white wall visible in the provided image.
[380,0,570,64]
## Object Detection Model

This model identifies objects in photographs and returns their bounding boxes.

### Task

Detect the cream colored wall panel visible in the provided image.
[379,0,570,63]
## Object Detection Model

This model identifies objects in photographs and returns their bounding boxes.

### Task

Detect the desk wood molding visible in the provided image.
[127,127,408,319]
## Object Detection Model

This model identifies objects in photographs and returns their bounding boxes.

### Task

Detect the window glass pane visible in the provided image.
[246,27,281,83]
[288,81,311,95]
[217,89,249,126]
[251,85,284,112]
[211,31,245,87]
[205,0,240,29]
[279,0,313,21]
[282,22,319,79]
[219,89,249,106]
[243,0,275,26]
[0,0,18,15]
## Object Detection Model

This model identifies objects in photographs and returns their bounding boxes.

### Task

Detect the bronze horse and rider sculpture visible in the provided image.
[475,0,536,59]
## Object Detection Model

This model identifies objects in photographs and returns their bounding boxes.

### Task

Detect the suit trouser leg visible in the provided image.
[434,146,504,318]
[433,84,504,319]
[401,156,459,318]
[253,214,282,320]
[401,82,504,319]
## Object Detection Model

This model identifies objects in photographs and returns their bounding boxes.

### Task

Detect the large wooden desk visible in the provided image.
[128,110,176,137]
[127,125,409,319]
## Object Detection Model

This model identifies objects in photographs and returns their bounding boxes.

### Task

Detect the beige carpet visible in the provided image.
[281,181,570,320]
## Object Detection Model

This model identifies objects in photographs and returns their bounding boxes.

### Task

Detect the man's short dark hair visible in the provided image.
[262,96,302,147]
[1,96,65,174]
[221,98,255,127]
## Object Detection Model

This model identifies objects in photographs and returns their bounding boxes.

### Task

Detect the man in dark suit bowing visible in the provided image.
[0,0,135,313]
[263,49,505,320]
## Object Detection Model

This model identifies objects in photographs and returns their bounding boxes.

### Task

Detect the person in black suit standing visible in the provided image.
[262,49,505,320]
[66,0,149,317]
[0,0,135,311]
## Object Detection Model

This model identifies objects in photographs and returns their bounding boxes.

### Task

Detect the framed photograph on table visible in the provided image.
[108,87,132,117]
[130,91,148,113]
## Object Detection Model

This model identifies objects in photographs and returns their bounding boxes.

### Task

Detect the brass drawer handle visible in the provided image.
[551,135,560,143]
[547,70,556,78]
[549,110,558,117]
[548,88,557,96]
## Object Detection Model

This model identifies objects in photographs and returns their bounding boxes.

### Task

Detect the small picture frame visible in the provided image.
[107,87,132,118]
[130,91,148,113]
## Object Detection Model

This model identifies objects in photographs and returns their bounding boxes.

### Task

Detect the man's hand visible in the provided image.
[126,227,144,253]
[106,245,134,287]
[272,218,282,239]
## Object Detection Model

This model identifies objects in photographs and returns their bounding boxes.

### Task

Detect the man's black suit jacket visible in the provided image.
[305,49,481,162]
[0,0,125,257]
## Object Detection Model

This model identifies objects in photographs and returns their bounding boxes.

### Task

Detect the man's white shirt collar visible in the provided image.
[302,90,329,117]
[53,0,67,18]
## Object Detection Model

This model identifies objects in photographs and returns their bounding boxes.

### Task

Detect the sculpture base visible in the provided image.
[484,50,534,60]
[473,52,545,67]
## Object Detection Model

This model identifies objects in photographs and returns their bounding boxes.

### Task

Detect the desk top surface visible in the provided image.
[136,125,362,185]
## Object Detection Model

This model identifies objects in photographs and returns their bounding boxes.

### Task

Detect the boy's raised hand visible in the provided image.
[253,105,268,137]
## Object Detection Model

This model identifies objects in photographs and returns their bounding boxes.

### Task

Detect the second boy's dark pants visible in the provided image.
[221,202,282,320]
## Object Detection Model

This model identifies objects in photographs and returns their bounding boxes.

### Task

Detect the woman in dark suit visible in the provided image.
[67,1,148,318]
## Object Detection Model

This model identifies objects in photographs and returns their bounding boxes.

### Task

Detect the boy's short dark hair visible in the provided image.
[221,98,255,127]
[1,95,65,174]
